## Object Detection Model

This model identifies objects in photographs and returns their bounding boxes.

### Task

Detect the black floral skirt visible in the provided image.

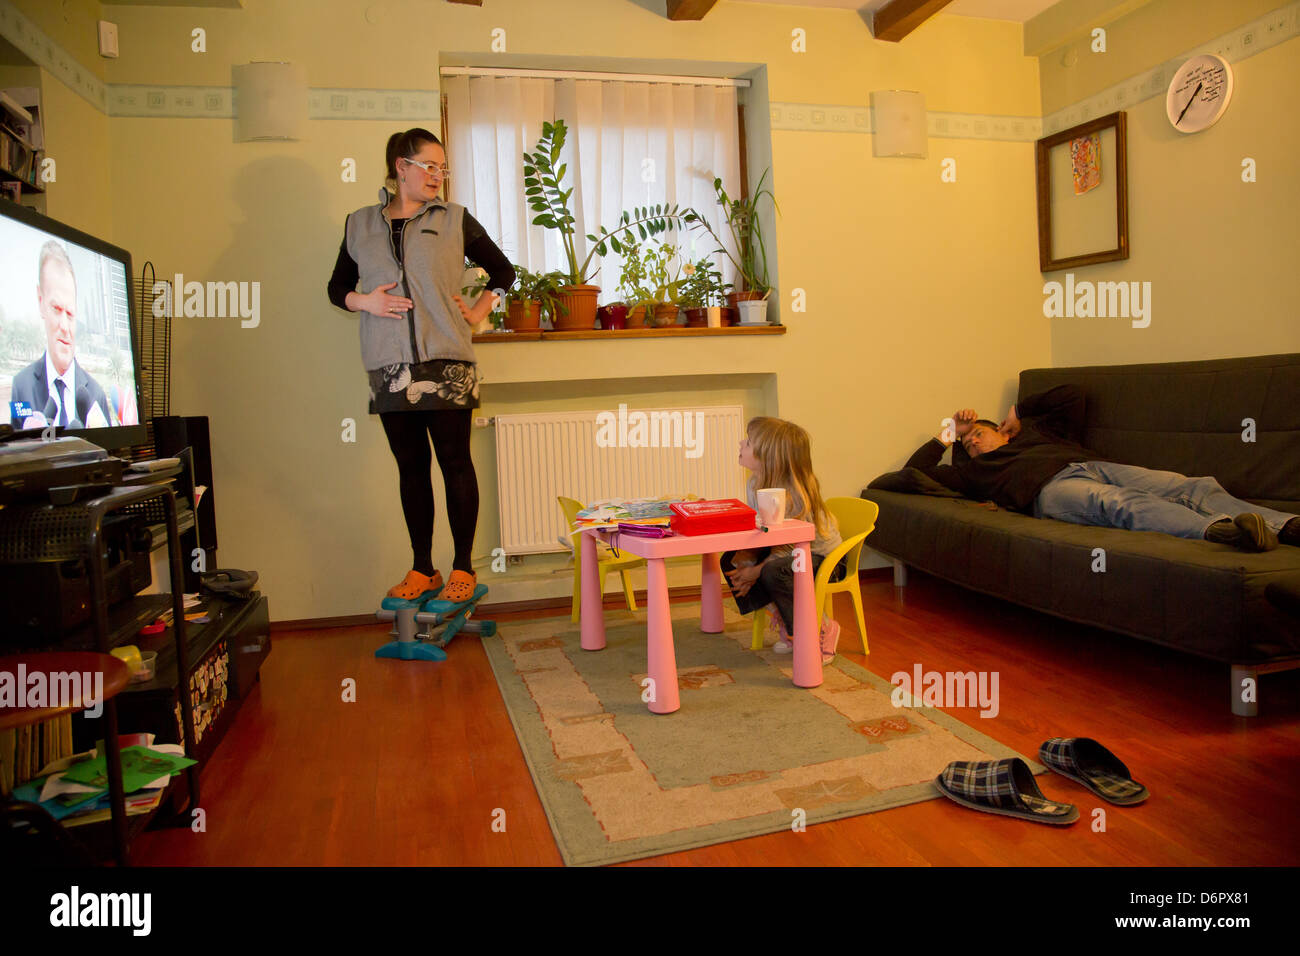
[367,359,480,414]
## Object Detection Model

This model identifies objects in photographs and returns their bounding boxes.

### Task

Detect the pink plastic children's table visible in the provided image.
[579,519,822,714]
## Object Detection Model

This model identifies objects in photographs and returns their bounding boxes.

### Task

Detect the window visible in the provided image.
[442,68,746,299]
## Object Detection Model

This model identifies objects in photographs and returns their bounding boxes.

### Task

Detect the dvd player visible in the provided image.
[0,436,125,504]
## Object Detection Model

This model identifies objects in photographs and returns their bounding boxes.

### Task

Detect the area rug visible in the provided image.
[482,603,1044,866]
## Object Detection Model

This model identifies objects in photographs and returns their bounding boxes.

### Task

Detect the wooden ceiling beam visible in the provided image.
[666,0,718,20]
[872,0,955,42]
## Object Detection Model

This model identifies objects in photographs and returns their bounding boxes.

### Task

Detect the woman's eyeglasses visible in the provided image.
[402,158,450,178]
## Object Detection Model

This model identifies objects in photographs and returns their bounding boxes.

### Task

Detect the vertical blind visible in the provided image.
[442,73,744,299]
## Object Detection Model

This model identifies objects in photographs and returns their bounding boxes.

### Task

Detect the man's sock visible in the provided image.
[1204,514,1278,552]
[1281,517,1300,546]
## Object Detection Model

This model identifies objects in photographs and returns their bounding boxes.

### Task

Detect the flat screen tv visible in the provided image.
[0,200,145,450]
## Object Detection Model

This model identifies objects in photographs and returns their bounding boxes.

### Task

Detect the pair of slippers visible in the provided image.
[934,738,1149,826]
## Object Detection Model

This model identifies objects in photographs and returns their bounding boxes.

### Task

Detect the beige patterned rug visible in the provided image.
[482,602,1043,866]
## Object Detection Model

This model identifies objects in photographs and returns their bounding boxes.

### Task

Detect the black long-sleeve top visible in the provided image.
[327,210,515,312]
[904,385,1109,512]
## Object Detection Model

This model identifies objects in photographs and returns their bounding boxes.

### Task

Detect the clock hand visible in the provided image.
[1175,80,1203,126]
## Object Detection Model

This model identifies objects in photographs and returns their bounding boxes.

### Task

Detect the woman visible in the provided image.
[327,128,514,603]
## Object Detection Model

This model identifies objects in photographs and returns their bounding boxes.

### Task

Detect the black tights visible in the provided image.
[380,409,478,575]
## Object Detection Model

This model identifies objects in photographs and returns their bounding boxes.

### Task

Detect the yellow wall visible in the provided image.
[64,0,1048,620]
[1037,0,1300,365]
[5,0,1051,620]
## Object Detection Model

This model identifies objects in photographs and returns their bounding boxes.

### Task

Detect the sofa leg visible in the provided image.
[892,560,908,588]
[1231,664,1258,717]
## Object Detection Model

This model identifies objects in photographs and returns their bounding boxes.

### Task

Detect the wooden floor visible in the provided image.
[132,572,1300,866]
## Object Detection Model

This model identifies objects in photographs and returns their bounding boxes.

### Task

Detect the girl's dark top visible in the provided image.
[327,209,514,415]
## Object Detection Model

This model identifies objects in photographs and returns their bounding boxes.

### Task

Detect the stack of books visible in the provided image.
[8,734,196,828]
[573,495,698,530]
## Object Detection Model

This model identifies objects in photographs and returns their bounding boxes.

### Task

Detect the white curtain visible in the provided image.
[443,74,743,301]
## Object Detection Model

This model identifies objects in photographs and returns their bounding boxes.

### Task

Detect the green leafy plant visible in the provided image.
[461,267,506,328]
[676,257,732,310]
[506,265,569,324]
[618,241,687,311]
[689,169,777,297]
[523,120,699,287]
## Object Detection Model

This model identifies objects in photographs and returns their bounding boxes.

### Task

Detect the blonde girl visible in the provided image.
[723,417,845,660]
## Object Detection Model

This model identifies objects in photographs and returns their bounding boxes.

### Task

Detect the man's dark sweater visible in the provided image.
[905,385,1110,512]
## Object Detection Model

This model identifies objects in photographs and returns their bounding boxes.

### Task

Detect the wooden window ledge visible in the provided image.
[473,325,786,343]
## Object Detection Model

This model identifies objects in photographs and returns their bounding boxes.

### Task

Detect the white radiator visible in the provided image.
[494,404,747,554]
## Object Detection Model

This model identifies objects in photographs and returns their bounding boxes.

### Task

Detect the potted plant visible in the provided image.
[677,257,733,327]
[503,266,568,330]
[690,169,778,323]
[460,267,506,332]
[523,120,698,329]
[620,242,686,327]
[614,239,650,328]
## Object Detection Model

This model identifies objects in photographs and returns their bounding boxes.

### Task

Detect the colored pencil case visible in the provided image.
[616,523,674,538]
[668,499,757,536]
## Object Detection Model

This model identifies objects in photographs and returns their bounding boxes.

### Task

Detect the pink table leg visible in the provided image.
[700,552,724,633]
[579,530,606,651]
[645,557,680,714]
[791,541,823,688]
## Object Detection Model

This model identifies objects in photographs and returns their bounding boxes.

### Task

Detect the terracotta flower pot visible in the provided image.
[683,308,709,328]
[651,303,680,327]
[625,305,647,328]
[720,307,739,327]
[505,300,541,330]
[727,290,765,308]
[554,285,600,330]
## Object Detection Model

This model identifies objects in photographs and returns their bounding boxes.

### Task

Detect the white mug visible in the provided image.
[755,487,787,527]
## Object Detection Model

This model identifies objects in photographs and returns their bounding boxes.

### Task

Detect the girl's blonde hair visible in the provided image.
[745,416,835,538]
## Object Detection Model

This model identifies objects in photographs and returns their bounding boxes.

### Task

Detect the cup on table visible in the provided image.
[755,488,787,528]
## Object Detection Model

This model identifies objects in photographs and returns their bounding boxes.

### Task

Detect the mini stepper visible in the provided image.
[374,583,496,661]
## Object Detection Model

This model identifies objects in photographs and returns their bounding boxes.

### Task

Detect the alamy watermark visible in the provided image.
[1042,273,1150,328]
[595,403,704,460]
[891,663,1000,718]
[0,665,104,718]
[152,273,260,328]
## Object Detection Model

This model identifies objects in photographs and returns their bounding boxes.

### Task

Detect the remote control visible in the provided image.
[128,458,182,472]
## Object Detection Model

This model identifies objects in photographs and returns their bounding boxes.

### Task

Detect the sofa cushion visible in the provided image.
[861,489,1300,663]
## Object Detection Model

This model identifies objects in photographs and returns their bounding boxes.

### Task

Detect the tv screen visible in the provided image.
[0,202,143,445]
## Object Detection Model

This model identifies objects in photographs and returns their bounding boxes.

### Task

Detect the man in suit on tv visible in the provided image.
[9,239,112,431]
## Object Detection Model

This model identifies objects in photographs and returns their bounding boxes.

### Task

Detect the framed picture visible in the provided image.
[1035,111,1129,272]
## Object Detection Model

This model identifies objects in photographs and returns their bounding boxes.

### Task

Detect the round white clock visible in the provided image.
[1166,53,1234,133]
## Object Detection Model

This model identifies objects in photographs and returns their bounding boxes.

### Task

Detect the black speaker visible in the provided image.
[152,415,218,589]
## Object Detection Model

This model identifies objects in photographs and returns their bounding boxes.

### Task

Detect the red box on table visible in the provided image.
[668,499,757,536]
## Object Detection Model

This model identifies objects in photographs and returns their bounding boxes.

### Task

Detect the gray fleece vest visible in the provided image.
[346,189,472,370]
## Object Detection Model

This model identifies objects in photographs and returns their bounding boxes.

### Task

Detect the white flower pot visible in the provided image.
[737,299,769,325]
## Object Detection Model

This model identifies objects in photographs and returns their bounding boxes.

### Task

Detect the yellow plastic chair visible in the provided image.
[749,496,880,655]
[558,496,645,623]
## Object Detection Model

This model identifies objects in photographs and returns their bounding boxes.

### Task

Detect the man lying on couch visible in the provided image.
[906,385,1300,552]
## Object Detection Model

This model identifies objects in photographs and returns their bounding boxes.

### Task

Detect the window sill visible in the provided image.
[473,325,786,343]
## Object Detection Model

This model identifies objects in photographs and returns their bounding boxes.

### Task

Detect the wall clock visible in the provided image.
[1166,53,1233,133]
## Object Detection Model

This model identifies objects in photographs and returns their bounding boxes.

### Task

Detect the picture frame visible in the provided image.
[1035,110,1129,272]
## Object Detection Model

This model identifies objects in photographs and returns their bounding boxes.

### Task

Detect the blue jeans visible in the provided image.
[1034,461,1298,540]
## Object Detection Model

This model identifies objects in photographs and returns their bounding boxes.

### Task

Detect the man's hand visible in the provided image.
[953,409,978,437]
[998,405,1021,439]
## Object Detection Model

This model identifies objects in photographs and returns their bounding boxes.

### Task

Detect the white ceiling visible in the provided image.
[733,0,1063,23]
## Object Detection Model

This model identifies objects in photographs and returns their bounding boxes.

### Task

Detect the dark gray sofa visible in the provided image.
[862,353,1300,715]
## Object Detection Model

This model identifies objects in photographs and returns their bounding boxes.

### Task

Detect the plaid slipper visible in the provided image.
[934,758,1079,825]
[1039,737,1149,805]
